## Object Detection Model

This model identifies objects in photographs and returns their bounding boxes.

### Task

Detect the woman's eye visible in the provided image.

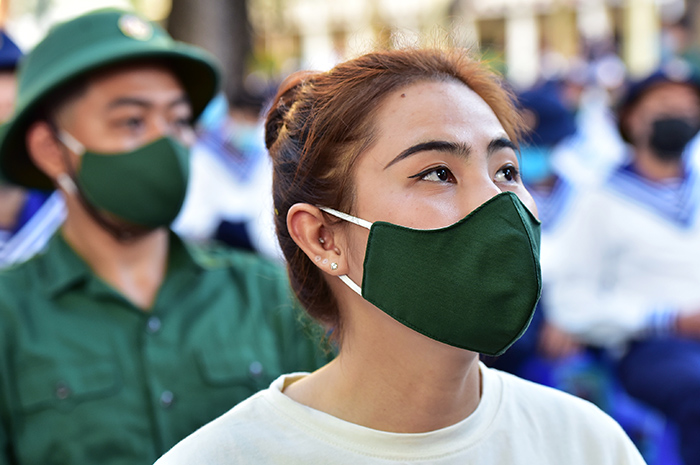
[495,165,519,183]
[415,166,455,183]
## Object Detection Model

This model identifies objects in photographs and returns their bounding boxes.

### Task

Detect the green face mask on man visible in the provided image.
[57,130,190,230]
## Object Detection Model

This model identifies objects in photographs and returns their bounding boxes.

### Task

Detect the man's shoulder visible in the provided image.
[184,241,291,301]
[0,252,45,293]
[186,241,285,276]
[0,254,49,327]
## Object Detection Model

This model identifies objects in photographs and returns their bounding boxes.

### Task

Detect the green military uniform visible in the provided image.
[0,9,330,464]
[0,232,326,464]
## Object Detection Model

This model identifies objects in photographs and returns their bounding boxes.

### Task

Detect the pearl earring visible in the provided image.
[318,237,325,244]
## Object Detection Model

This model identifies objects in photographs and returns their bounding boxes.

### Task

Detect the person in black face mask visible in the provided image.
[617,61,700,176]
[543,59,700,465]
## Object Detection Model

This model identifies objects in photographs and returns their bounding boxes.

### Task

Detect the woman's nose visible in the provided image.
[462,176,502,215]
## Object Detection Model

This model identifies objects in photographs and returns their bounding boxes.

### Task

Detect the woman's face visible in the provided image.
[342,79,536,282]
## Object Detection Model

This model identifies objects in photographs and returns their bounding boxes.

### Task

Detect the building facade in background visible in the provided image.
[0,0,693,98]
[250,0,687,89]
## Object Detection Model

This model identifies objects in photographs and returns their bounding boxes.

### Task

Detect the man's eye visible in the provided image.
[412,166,456,183]
[174,118,192,129]
[495,165,519,183]
[122,117,144,129]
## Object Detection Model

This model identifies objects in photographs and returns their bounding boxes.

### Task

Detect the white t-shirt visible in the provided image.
[156,364,645,465]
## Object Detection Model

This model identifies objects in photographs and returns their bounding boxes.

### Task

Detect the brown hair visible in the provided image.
[265,48,523,333]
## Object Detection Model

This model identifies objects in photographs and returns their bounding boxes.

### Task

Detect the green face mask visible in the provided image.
[320,191,542,356]
[59,131,190,229]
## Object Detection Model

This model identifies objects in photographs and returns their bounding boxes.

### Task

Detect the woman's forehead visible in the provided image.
[369,80,506,150]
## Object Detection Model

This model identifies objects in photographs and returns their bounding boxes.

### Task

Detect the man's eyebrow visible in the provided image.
[384,140,471,170]
[168,95,191,109]
[106,95,190,110]
[106,97,150,110]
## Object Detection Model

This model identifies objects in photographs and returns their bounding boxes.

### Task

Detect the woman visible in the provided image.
[157,48,645,464]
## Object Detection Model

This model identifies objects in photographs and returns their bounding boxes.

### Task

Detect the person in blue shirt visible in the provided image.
[0,30,65,267]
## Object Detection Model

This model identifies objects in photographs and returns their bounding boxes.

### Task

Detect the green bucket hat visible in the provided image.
[0,8,221,189]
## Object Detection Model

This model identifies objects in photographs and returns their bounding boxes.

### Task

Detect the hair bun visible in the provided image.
[265,70,317,150]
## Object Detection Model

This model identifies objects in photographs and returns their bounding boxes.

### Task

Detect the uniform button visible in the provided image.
[248,361,263,378]
[55,381,71,400]
[146,316,161,333]
[160,390,174,408]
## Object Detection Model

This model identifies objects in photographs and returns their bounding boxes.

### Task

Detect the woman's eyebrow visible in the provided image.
[384,136,516,170]
[488,137,517,154]
[384,140,471,170]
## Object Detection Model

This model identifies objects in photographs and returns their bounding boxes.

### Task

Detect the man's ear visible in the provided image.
[25,120,70,182]
[287,203,347,276]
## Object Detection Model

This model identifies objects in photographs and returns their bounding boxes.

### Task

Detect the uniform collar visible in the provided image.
[607,160,700,227]
[41,232,91,297]
[41,230,204,299]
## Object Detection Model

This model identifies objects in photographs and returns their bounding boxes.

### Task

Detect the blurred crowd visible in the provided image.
[0,5,699,465]
[482,15,700,465]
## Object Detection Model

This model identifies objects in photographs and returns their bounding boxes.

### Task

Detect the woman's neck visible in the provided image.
[284,304,482,433]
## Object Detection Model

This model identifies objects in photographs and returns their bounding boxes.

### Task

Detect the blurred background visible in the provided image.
[2,2,698,464]
[2,0,698,106]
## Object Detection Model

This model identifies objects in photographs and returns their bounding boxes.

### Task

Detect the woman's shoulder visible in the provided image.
[155,388,275,464]
[484,366,645,464]
[155,373,308,465]
[489,366,611,422]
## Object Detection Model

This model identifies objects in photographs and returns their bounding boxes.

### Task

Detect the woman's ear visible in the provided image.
[287,203,346,276]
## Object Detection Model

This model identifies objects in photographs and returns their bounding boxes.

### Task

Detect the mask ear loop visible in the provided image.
[317,206,372,297]
[318,206,373,230]
[338,275,362,295]
[56,130,85,156]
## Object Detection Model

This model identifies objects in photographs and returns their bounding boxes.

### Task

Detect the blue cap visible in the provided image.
[0,31,22,71]
[517,80,577,147]
[617,59,700,142]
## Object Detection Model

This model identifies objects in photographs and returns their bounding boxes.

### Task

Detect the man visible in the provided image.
[0,9,326,465]
[544,60,700,465]
[0,31,65,268]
